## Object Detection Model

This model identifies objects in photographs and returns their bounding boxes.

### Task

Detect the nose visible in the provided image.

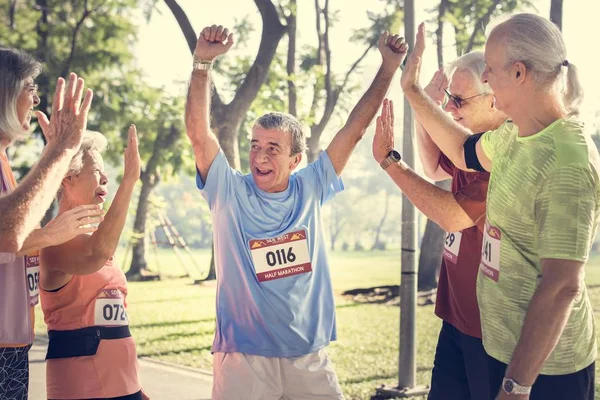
[443,100,456,112]
[33,94,40,106]
[100,172,108,186]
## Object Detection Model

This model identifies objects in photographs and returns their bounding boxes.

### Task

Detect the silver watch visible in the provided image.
[502,378,532,395]
[380,150,401,170]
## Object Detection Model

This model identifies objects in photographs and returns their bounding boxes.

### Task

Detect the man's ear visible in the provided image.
[290,153,302,170]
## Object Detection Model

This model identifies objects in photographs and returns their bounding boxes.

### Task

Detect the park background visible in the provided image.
[3,0,600,398]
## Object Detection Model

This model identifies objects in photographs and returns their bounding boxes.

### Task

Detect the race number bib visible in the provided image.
[94,289,129,326]
[25,254,40,306]
[442,232,462,264]
[249,229,312,282]
[480,222,501,282]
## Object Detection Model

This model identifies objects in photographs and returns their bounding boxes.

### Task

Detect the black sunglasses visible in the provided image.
[444,88,487,109]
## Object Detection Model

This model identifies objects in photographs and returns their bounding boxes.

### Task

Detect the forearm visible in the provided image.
[415,120,444,179]
[0,145,74,252]
[386,161,474,232]
[405,85,471,169]
[16,229,50,256]
[505,282,577,386]
[86,180,136,266]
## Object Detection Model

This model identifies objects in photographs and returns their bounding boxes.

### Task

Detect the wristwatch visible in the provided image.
[193,58,213,71]
[502,378,532,396]
[380,150,402,170]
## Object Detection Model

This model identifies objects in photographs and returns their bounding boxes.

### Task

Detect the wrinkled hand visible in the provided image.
[123,124,141,184]
[424,68,449,106]
[44,204,104,245]
[378,31,409,71]
[373,99,395,164]
[400,22,426,92]
[194,25,234,61]
[35,73,93,153]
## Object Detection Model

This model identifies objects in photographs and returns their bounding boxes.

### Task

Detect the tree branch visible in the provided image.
[286,0,297,116]
[9,0,20,29]
[60,0,95,78]
[228,0,286,115]
[465,0,501,53]
[162,0,224,111]
[435,0,449,68]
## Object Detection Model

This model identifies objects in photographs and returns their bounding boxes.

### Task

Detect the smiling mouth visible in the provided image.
[255,167,273,177]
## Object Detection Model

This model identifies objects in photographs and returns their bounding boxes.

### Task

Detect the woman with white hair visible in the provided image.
[40,126,149,400]
[400,14,598,400]
[0,48,99,400]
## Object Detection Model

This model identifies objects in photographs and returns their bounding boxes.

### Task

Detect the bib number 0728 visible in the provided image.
[266,247,296,267]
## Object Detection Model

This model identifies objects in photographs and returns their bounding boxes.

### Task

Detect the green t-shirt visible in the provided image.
[478,118,599,375]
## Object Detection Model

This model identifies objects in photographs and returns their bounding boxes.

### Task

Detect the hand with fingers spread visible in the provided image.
[379,32,409,71]
[373,99,396,164]
[36,72,93,154]
[42,204,105,244]
[194,24,234,61]
[401,22,426,92]
[424,68,449,106]
[122,124,141,184]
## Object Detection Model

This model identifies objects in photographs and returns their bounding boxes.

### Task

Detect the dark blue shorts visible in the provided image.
[0,345,31,400]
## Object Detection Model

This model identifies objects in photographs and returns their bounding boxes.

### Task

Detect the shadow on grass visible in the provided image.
[341,367,432,385]
[132,296,207,305]
[139,344,213,357]
[132,318,215,330]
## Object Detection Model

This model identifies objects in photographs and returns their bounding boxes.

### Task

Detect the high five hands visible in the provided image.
[400,22,426,92]
[378,31,409,71]
[194,25,234,61]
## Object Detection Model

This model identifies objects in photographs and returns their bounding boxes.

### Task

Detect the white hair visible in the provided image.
[491,13,583,115]
[58,130,108,199]
[447,51,492,95]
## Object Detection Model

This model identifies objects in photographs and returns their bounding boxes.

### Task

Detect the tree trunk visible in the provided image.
[204,247,217,280]
[417,180,451,291]
[286,0,297,117]
[550,0,563,31]
[435,0,449,68]
[371,191,389,251]
[126,173,156,279]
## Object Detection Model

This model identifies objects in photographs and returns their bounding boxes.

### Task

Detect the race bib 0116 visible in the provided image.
[481,222,501,282]
[442,231,462,264]
[94,289,129,326]
[25,254,40,306]
[249,229,312,282]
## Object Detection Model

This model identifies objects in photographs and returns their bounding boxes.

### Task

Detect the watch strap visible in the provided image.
[502,378,532,395]
[380,156,397,170]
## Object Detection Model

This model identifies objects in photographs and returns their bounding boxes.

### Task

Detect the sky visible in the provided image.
[132,0,600,152]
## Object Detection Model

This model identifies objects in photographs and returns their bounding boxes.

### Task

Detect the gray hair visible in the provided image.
[0,48,42,143]
[447,51,492,95]
[253,112,307,155]
[58,130,108,199]
[492,13,583,115]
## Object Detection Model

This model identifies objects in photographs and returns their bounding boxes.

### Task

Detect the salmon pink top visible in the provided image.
[40,257,141,399]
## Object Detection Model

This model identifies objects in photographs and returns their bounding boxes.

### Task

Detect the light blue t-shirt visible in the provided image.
[196,150,344,357]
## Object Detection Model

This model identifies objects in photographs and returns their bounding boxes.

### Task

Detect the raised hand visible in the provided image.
[194,25,234,61]
[43,204,104,243]
[401,22,426,92]
[424,68,449,106]
[378,31,409,71]
[123,124,141,184]
[35,73,93,153]
[373,99,395,164]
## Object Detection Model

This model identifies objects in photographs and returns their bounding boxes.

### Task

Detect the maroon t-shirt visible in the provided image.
[434,154,489,338]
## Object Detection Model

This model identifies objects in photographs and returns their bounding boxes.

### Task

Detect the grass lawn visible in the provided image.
[34,248,600,400]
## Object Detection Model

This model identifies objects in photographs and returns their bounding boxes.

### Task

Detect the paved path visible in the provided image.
[29,337,213,400]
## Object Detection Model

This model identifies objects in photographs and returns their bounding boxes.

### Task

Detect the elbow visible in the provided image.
[0,236,21,253]
[557,281,583,303]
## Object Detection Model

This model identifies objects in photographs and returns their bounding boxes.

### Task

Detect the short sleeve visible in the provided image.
[536,164,598,261]
[196,150,242,212]
[480,121,513,162]
[454,173,490,232]
[296,150,344,204]
[438,153,456,176]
